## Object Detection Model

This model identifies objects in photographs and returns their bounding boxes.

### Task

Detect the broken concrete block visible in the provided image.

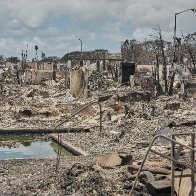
[96,152,132,168]
[96,152,122,168]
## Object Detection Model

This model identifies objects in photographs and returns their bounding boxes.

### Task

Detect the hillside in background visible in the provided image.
[61,49,121,62]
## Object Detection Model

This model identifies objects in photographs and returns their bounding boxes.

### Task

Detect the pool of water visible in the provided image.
[0,135,72,160]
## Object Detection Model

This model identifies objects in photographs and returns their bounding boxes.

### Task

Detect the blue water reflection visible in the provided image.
[0,141,57,160]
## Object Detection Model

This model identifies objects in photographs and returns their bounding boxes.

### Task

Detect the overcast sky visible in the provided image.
[0,0,195,59]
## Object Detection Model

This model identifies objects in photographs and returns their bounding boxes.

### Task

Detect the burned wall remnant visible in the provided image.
[24,70,53,84]
[118,62,135,84]
[70,68,88,99]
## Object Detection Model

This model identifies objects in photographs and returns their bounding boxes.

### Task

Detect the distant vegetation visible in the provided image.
[61,49,110,62]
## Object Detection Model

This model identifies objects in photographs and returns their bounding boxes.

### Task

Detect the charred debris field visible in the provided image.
[1,45,196,195]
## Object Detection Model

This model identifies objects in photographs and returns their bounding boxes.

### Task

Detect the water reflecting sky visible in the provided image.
[0,141,57,160]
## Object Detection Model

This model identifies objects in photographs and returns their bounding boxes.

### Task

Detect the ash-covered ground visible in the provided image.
[0,67,196,195]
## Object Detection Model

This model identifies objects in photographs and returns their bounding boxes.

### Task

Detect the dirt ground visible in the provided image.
[0,156,152,196]
[0,69,196,195]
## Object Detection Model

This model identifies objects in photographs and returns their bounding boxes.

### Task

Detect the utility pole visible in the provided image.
[78,39,83,66]
[173,9,196,62]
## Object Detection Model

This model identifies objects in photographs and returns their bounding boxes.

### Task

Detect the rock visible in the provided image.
[96,152,132,168]
[96,152,122,168]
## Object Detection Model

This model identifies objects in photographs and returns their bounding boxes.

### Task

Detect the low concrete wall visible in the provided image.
[0,128,89,134]
[50,135,88,156]
[25,70,53,84]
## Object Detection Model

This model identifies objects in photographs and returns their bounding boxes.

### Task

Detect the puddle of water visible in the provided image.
[0,135,72,160]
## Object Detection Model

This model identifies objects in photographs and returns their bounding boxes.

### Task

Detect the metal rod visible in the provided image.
[150,149,196,171]
[172,132,195,196]
[173,8,196,62]
[130,134,159,195]
[54,101,102,132]
[189,181,196,196]
[174,174,193,178]
[78,38,82,53]
[176,8,195,15]
[78,38,83,63]
[54,102,102,173]
[174,13,177,62]
[171,134,175,196]
[172,132,195,136]
[130,134,196,195]
[191,133,195,196]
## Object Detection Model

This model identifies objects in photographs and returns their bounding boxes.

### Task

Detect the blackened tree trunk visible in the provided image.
[16,69,20,85]
[158,29,168,94]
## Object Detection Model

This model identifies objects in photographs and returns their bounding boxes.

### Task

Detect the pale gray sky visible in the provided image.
[0,0,195,59]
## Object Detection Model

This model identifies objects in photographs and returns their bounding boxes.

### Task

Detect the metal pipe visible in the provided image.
[171,134,175,195]
[130,134,196,195]
[172,132,195,136]
[171,132,195,196]
[174,13,177,62]
[78,38,83,63]
[78,38,82,53]
[173,8,196,62]
[176,8,196,15]
[54,101,102,132]
[54,101,102,172]
[191,133,195,196]
[150,149,196,171]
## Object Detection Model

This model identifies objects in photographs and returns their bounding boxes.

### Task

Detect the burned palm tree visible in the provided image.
[35,45,38,60]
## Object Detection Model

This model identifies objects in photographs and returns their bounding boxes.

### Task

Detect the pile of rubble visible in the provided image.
[0,65,196,195]
[0,152,173,195]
